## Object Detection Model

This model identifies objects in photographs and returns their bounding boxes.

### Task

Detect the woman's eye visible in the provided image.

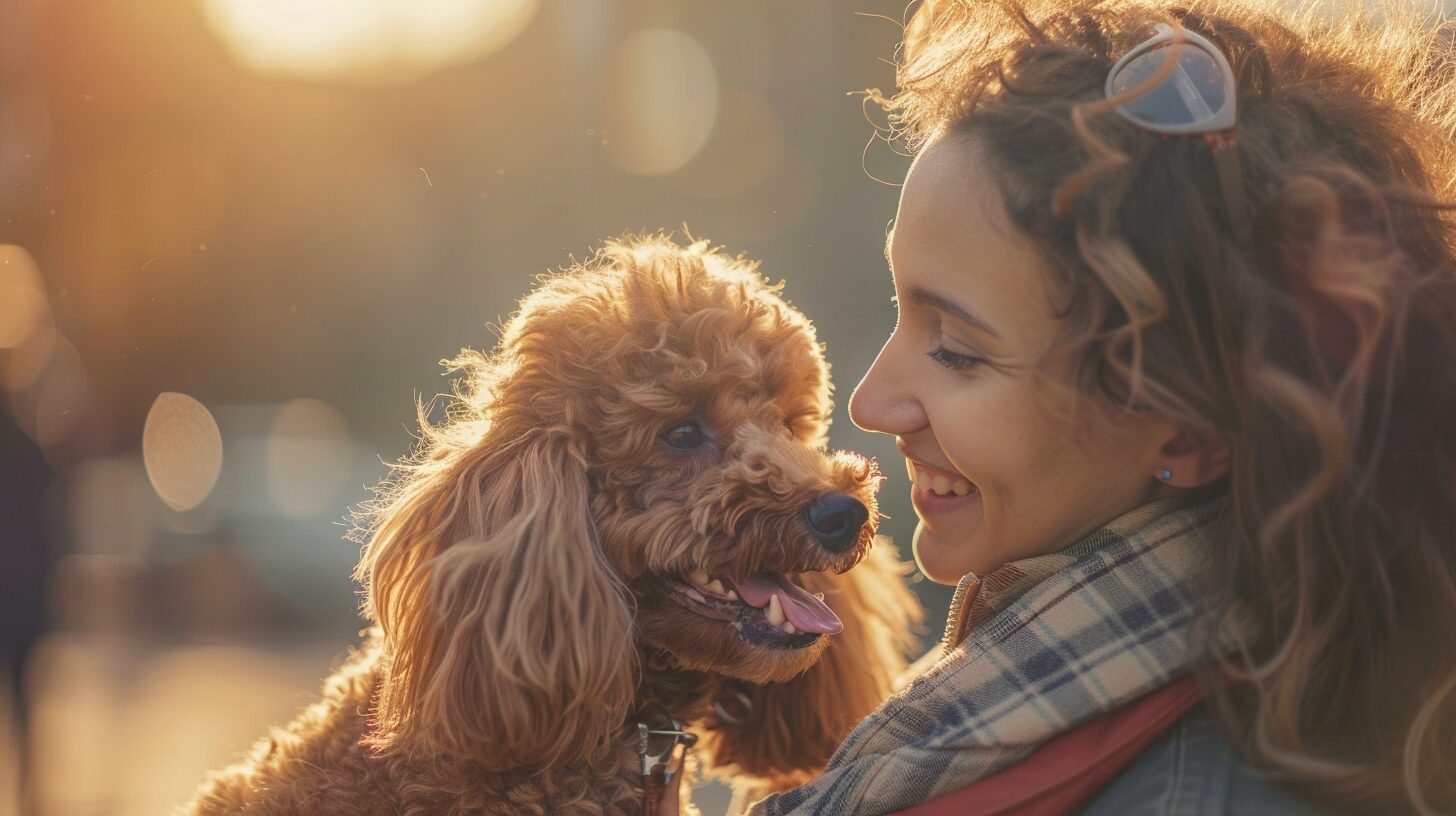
[928,346,984,371]
[662,421,706,450]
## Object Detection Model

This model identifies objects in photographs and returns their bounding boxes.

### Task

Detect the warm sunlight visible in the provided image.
[199,0,541,82]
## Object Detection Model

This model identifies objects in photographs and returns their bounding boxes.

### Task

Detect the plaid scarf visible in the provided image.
[748,497,1228,816]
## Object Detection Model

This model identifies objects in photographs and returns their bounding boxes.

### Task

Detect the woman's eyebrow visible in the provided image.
[906,286,1002,339]
[884,230,1002,340]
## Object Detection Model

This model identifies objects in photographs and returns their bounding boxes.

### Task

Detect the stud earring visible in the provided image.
[1158,469,1174,482]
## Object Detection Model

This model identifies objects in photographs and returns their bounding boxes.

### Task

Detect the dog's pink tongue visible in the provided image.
[735,572,843,635]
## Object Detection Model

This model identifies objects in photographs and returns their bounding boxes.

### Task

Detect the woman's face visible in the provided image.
[848,136,1177,584]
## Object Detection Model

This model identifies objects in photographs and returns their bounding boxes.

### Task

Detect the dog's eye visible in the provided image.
[662,421,706,451]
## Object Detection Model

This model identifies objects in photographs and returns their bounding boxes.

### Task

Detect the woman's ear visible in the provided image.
[356,423,636,770]
[1157,427,1232,487]
[702,541,922,790]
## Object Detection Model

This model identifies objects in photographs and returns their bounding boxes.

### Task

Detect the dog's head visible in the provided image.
[354,235,917,776]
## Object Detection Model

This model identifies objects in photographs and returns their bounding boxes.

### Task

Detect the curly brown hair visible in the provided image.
[879,0,1456,812]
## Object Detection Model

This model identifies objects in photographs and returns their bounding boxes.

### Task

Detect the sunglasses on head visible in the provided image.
[1106,22,1252,245]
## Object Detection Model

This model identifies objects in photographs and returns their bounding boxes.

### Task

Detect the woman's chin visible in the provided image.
[912,523,979,585]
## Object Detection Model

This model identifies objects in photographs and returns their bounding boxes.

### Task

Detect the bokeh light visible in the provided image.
[7,334,87,449]
[0,244,57,398]
[0,245,49,350]
[2,305,56,393]
[142,392,224,513]
[264,398,353,520]
[199,0,542,82]
[600,29,720,176]
[30,343,88,450]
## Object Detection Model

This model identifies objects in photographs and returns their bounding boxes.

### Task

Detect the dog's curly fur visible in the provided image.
[181,235,922,815]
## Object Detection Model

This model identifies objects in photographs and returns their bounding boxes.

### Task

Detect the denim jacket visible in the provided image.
[1078,704,1343,816]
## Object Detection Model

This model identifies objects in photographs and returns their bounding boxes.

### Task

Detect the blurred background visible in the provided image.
[15,0,1456,812]
[0,0,941,813]
[9,1,1455,813]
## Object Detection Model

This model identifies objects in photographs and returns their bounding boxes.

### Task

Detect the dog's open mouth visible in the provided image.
[665,570,839,649]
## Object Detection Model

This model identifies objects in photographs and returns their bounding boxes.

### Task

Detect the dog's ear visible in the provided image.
[356,420,636,770]
[705,540,923,789]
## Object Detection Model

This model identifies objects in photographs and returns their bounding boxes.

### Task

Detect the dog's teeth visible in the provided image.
[724,589,738,600]
[705,579,726,595]
[782,621,797,635]
[765,594,786,626]
[952,479,973,496]
[689,569,710,586]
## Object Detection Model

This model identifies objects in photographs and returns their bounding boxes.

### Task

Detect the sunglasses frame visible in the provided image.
[1105,22,1252,245]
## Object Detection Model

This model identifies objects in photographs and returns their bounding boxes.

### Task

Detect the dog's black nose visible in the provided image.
[803,493,870,553]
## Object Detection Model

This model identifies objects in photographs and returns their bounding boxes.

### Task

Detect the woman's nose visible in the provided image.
[848,337,925,435]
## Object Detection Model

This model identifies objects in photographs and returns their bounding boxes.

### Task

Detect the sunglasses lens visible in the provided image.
[645,732,673,755]
[1110,42,1227,127]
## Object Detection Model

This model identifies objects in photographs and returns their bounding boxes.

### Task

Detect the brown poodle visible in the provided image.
[181,235,921,815]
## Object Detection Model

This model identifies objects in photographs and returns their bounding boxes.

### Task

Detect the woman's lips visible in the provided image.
[912,484,981,516]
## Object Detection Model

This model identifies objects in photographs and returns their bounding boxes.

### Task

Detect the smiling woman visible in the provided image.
[721,0,1456,814]
[852,137,1191,584]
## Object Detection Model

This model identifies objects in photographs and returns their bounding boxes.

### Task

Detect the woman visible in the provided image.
[664,0,1456,813]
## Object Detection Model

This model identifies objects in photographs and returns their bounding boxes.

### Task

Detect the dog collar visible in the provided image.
[635,712,697,815]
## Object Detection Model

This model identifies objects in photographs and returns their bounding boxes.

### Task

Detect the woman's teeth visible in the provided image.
[910,463,975,497]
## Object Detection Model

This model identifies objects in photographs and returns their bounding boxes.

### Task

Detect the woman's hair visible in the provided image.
[881,0,1456,812]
